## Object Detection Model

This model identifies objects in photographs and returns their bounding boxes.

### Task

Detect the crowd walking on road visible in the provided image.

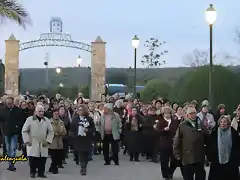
[0,91,240,180]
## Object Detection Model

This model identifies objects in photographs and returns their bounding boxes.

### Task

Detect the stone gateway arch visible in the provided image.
[4,18,106,101]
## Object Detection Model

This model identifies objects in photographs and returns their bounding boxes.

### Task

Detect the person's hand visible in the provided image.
[153,124,157,129]
[139,124,142,127]
[26,142,32,146]
[42,141,49,147]
[164,127,170,131]
[126,120,129,123]
[84,128,88,132]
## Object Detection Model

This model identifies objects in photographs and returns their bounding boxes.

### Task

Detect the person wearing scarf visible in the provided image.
[207,115,240,180]
[70,104,95,176]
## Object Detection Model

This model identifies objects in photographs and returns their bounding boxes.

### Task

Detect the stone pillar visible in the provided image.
[5,34,20,97]
[91,36,106,101]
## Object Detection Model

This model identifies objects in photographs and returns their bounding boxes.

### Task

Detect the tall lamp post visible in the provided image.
[132,35,139,99]
[76,55,82,67]
[76,55,83,93]
[206,4,216,108]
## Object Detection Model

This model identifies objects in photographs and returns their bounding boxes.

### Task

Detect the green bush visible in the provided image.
[170,65,240,112]
[140,79,171,101]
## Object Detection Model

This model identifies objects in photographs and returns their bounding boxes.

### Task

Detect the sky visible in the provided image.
[0,0,240,68]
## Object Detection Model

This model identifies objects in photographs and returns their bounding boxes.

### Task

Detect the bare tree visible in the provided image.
[184,49,237,67]
[183,49,215,68]
[142,38,168,67]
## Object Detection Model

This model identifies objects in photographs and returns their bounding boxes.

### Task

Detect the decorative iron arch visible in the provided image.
[19,33,92,52]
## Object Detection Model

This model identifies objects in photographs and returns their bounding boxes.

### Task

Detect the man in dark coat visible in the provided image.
[0,97,24,171]
[173,106,208,180]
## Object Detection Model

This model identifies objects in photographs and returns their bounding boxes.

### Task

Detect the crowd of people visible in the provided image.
[0,91,240,180]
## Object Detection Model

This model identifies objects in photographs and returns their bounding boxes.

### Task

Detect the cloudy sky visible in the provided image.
[0,0,239,68]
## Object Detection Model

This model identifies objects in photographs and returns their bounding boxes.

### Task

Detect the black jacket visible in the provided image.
[0,106,24,136]
[70,116,95,152]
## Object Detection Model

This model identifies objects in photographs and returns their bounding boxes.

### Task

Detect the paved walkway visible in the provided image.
[0,150,200,180]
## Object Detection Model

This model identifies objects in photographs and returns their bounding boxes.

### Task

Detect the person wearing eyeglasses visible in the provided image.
[206,115,240,180]
[173,106,208,180]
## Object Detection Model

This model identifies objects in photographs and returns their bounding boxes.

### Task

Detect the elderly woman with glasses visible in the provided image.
[206,115,240,180]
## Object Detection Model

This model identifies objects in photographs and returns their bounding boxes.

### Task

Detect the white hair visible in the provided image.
[35,104,44,112]
[115,99,123,107]
[36,102,44,106]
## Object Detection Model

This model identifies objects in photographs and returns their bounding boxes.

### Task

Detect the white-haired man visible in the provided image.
[99,103,122,165]
[173,106,208,180]
[22,105,54,178]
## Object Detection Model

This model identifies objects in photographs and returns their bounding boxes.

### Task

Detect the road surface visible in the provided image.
[0,149,204,180]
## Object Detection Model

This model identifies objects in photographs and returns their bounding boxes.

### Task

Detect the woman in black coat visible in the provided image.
[70,104,95,176]
[206,115,240,180]
[124,106,144,162]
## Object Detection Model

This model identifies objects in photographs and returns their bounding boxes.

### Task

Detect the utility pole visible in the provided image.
[44,53,49,91]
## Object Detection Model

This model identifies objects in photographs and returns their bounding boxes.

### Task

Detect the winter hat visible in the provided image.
[217,104,225,109]
[191,100,198,105]
[104,103,113,110]
[201,100,209,107]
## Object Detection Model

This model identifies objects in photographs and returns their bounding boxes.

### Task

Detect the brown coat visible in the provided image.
[173,119,207,166]
[49,119,66,150]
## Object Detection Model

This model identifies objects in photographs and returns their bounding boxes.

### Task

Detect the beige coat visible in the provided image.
[22,115,54,157]
[231,117,239,131]
[49,119,66,149]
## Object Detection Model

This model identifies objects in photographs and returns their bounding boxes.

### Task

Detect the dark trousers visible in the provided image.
[159,148,172,178]
[130,153,139,160]
[169,156,184,178]
[79,152,89,168]
[29,157,47,175]
[62,138,69,159]
[17,134,23,150]
[144,136,158,161]
[183,163,206,180]
[22,145,27,157]
[1,133,6,154]
[93,132,102,154]
[103,134,119,163]
[74,150,79,165]
[49,149,62,171]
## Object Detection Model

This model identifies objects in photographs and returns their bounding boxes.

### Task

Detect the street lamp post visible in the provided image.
[76,55,83,93]
[76,55,82,67]
[132,35,139,99]
[206,4,216,108]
